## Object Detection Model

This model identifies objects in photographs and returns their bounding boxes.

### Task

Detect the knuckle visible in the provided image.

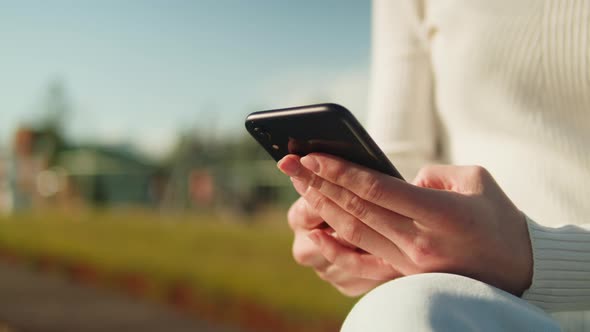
[344,194,368,219]
[362,175,383,202]
[464,165,492,195]
[292,245,316,266]
[468,165,490,180]
[335,252,360,272]
[409,235,437,267]
[309,194,326,212]
[340,222,363,246]
[335,285,364,298]
[328,161,349,182]
[308,174,324,190]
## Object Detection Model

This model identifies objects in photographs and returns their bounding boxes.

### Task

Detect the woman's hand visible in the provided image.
[278,153,533,296]
[287,196,398,296]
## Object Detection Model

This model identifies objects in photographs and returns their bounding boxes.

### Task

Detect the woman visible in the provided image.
[278,0,590,330]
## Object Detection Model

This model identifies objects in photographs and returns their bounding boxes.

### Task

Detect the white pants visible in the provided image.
[342,273,562,332]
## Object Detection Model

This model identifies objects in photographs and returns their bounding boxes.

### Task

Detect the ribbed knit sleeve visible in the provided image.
[367,0,437,180]
[370,0,590,326]
[522,216,590,312]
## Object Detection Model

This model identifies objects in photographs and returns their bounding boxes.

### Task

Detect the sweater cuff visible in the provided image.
[522,216,590,312]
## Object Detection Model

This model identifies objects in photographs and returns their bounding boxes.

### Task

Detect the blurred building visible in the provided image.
[56,145,163,207]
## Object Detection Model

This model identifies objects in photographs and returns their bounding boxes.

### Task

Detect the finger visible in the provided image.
[308,229,402,280]
[333,278,384,297]
[292,231,331,270]
[287,197,324,230]
[278,155,315,197]
[317,265,385,297]
[281,156,416,250]
[277,154,306,180]
[301,172,417,249]
[294,179,407,267]
[299,153,454,221]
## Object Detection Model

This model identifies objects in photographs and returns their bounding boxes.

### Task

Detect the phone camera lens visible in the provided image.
[253,127,271,140]
[257,130,271,141]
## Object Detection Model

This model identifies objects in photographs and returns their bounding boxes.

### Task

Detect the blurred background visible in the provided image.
[0,1,371,331]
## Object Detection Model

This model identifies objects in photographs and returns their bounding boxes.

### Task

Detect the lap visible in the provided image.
[342,273,561,332]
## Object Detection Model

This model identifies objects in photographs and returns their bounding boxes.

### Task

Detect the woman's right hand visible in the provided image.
[288,196,399,296]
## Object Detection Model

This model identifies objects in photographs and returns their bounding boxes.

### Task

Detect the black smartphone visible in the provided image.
[245,103,404,180]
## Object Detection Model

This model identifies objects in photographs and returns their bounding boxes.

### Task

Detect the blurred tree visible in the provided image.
[42,79,70,133]
[34,79,71,166]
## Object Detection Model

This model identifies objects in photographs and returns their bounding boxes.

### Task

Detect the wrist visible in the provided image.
[481,210,532,296]
[513,211,534,295]
[509,210,534,296]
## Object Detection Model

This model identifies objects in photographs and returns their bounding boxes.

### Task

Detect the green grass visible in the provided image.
[0,210,356,323]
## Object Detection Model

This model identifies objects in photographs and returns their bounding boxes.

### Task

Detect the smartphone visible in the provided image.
[245,103,404,180]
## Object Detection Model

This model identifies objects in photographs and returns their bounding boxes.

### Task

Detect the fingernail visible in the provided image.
[308,232,322,245]
[278,158,301,176]
[300,156,319,173]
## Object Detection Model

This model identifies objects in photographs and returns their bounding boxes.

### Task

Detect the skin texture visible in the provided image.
[278,153,533,297]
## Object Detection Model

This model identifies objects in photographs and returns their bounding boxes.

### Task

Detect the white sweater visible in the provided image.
[369,0,590,326]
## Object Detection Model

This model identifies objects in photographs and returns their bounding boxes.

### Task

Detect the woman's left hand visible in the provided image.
[278,153,533,296]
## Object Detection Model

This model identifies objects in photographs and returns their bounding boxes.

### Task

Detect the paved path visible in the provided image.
[0,263,241,332]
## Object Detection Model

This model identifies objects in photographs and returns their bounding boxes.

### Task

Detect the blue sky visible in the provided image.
[0,0,371,158]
